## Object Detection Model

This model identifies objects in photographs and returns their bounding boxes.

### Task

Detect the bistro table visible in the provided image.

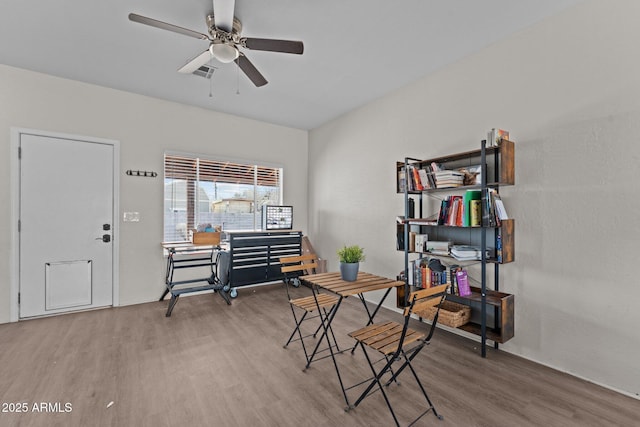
[300,271,404,406]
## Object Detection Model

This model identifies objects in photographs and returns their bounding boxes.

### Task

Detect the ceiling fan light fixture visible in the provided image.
[210,42,239,63]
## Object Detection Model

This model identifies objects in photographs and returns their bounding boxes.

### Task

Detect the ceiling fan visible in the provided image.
[129,0,304,87]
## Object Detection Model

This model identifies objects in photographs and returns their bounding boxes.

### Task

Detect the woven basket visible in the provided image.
[419,301,470,328]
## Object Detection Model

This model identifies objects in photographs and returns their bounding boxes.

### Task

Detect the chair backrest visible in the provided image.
[280,254,318,298]
[280,254,318,275]
[401,284,449,347]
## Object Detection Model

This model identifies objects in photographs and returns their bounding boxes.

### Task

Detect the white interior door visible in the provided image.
[19,133,115,318]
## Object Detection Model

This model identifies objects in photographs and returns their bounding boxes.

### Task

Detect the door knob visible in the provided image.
[95,234,111,243]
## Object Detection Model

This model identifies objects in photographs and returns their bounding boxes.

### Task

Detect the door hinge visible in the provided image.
[18,146,22,159]
[18,292,20,304]
[18,220,21,232]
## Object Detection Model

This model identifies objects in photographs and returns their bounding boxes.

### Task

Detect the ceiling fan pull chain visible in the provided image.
[236,60,240,95]
[209,74,213,98]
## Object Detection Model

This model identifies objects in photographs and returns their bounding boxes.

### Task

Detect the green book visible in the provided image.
[463,190,482,227]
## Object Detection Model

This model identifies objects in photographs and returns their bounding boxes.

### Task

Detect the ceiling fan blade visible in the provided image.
[128,13,209,40]
[235,54,268,87]
[242,38,304,55]
[178,49,213,74]
[213,0,236,32]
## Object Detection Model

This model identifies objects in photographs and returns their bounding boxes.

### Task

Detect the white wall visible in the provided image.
[0,65,308,321]
[308,0,640,398]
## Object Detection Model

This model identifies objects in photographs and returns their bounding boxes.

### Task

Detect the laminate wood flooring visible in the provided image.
[1,283,638,426]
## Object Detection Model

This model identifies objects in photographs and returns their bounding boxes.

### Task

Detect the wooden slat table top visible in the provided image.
[301,272,404,297]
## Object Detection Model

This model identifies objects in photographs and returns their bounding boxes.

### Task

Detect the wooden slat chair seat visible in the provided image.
[289,293,340,312]
[349,321,426,356]
[280,255,340,366]
[347,284,449,427]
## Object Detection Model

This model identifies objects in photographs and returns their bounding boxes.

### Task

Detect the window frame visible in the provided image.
[163,151,284,242]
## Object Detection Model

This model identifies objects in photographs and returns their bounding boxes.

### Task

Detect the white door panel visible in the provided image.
[19,133,114,318]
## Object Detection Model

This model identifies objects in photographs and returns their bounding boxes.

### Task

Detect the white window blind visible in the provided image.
[164,154,282,242]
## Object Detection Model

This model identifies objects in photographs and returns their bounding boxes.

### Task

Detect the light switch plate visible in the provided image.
[123,212,140,222]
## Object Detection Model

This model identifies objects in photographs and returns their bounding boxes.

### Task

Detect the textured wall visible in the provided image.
[308,0,640,398]
[0,65,308,321]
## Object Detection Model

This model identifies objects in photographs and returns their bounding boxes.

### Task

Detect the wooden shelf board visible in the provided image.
[458,322,507,344]
[446,289,508,308]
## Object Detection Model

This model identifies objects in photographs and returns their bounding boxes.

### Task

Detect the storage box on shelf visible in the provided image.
[396,139,515,357]
[419,300,471,328]
[449,286,514,343]
[396,284,513,343]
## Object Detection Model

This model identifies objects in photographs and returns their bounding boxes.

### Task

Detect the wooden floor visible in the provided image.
[1,283,638,427]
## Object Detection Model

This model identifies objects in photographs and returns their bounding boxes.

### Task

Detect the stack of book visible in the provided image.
[410,257,449,289]
[434,170,464,188]
[425,240,451,256]
[450,245,489,261]
[483,188,510,227]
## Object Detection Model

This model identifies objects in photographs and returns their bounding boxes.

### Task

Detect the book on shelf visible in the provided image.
[437,199,449,225]
[396,228,404,251]
[482,189,500,227]
[410,257,449,289]
[450,245,488,261]
[412,257,429,288]
[446,195,462,226]
[410,165,424,191]
[455,197,465,226]
[425,166,437,188]
[434,170,464,188]
[493,191,509,220]
[410,218,439,226]
[445,196,456,226]
[397,167,406,192]
[449,265,461,295]
[414,233,428,253]
[456,269,472,296]
[483,189,506,227]
[418,168,435,190]
[488,128,509,147]
[470,199,482,227]
[463,190,482,227]
[436,195,465,227]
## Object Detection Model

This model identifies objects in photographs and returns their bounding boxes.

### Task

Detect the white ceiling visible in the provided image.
[0,0,583,130]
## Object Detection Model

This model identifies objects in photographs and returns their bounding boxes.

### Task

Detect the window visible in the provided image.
[164,154,283,242]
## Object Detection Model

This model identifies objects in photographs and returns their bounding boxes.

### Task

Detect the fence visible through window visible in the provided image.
[164,154,282,242]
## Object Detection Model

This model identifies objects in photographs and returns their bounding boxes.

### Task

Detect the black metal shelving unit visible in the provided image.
[398,139,516,357]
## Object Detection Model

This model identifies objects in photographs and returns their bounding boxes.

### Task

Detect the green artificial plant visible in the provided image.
[337,245,365,264]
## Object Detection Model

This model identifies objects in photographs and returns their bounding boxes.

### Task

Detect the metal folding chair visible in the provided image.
[347,284,449,426]
[280,254,340,366]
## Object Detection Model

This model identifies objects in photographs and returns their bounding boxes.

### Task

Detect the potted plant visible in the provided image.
[337,245,365,282]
